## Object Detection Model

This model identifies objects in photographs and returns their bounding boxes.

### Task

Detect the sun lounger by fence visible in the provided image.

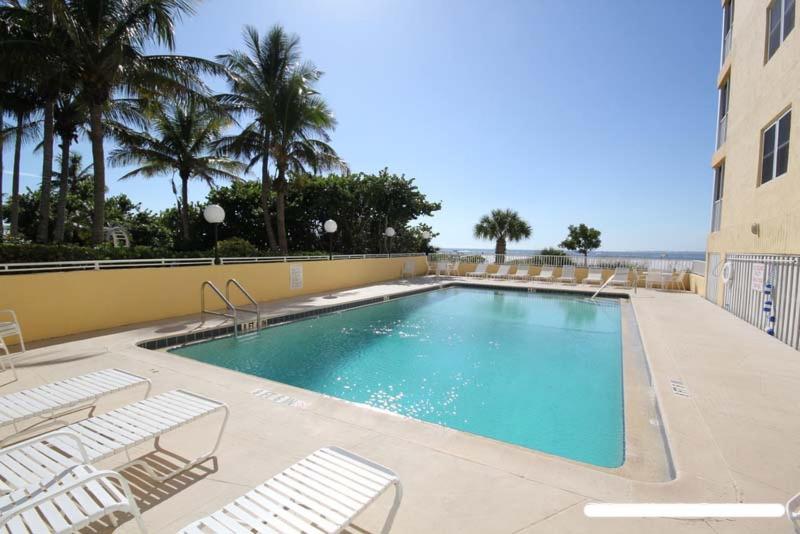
[583,268,604,285]
[178,446,402,534]
[466,263,489,278]
[557,265,576,284]
[489,265,511,279]
[533,266,555,282]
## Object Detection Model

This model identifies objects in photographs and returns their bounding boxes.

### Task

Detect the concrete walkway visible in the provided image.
[2,277,797,533]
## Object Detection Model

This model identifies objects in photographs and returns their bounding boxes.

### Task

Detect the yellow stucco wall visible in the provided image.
[689,273,707,296]
[0,256,427,343]
[706,0,800,305]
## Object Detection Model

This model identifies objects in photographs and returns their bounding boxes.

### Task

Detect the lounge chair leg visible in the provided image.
[380,480,403,534]
[140,406,229,482]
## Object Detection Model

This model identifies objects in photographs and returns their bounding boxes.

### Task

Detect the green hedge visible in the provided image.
[0,242,327,264]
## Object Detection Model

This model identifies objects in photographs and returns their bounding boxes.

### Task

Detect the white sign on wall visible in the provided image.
[751,263,766,292]
[290,264,304,290]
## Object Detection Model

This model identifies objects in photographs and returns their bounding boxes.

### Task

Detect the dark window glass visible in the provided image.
[719,82,729,118]
[762,124,777,183]
[723,1,733,35]
[784,0,795,38]
[778,111,791,144]
[769,0,783,57]
[776,112,791,177]
[713,166,725,201]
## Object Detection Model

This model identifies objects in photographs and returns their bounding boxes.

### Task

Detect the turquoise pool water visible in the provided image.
[171,287,624,467]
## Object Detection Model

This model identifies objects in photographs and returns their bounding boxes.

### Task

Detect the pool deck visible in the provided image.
[4,276,799,533]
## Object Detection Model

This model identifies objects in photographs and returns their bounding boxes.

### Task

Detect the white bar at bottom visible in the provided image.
[584,503,786,518]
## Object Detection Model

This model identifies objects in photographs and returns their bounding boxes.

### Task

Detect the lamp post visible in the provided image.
[384,226,396,257]
[324,219,338,260]
[203,204,225,265]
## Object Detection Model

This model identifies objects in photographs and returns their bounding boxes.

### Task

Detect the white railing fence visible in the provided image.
[0,253,427,274]
[428,253,695,272]
[722,253,800,350]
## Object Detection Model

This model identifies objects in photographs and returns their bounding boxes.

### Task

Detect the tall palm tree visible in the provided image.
[473,209,532,262]
[270,72,346,253]
[109,97,244,245]
[52,94,84,242]
[0,82,38,238]
[216,25,301,252]
[53,0,220,244]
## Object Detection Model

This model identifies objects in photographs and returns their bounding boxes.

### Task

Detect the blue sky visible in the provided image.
[2,0,721,251]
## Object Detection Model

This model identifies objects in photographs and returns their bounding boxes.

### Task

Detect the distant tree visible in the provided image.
[539,247,567,256]
[473,209,532,262]
[559,224,602,265]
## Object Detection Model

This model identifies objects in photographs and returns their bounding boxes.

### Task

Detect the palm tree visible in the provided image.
[270,72,346,253]
[109,97,244,245]
[52,94,85,242]
[0,82,38,238]
[216,25,301,252]
[53,0,220,244]
[473,209,532,262]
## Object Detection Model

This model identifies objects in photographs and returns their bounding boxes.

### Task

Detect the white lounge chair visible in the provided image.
[0,433,145,532]
[787,491,800,532]
[533,266,556,282]
[583,268,604,285]
[557,265,577,284]
[489,265,511,279]
[607,267,631,288]
[0,310,25,355]
[0,368,151,442]
[668,270,687,291]
[645,270,666,289]
[447,261,460,276]
[435,261,449,276]
[466,263,489,278]
[178,446,402,534]
[509,266,531,281]
[39,389,228,483]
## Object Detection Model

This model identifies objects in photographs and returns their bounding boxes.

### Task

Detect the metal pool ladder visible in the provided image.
[226,278,261,332]
[201,280,261,336]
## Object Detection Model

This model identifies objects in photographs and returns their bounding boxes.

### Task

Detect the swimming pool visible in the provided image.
[171,287,624,467]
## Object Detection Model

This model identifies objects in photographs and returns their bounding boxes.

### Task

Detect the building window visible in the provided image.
[721,0,734,64]
[761,110,791,185]
[711,164,724,232]
[717,79,730,148]
[767,0,795,60]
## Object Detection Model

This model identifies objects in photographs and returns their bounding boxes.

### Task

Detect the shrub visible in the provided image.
[216,238,260,258]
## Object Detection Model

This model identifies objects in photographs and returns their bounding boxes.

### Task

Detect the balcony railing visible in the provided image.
[717,114,728,149]
[711,200,723,232]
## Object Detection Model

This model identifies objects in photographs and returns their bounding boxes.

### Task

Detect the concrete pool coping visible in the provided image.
[4,276,798,532]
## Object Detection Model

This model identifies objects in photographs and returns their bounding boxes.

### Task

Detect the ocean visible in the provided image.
[439,249,705,261]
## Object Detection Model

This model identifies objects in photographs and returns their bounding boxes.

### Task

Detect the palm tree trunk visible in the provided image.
[89,103,106,245]
[180,174,191,245]
[495,237,506,264]
[275,166,288,254]
[36,99,55,243]
[260,149,278,251]
[9,112,23,238]
[53,134,71,243]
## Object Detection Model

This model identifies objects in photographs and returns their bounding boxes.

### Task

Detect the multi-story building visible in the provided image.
[706,0,797,304]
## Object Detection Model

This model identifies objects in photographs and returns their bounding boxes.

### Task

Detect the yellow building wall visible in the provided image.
[0,257,427,343]
[706,0,800,306]
[689,273,706,296]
